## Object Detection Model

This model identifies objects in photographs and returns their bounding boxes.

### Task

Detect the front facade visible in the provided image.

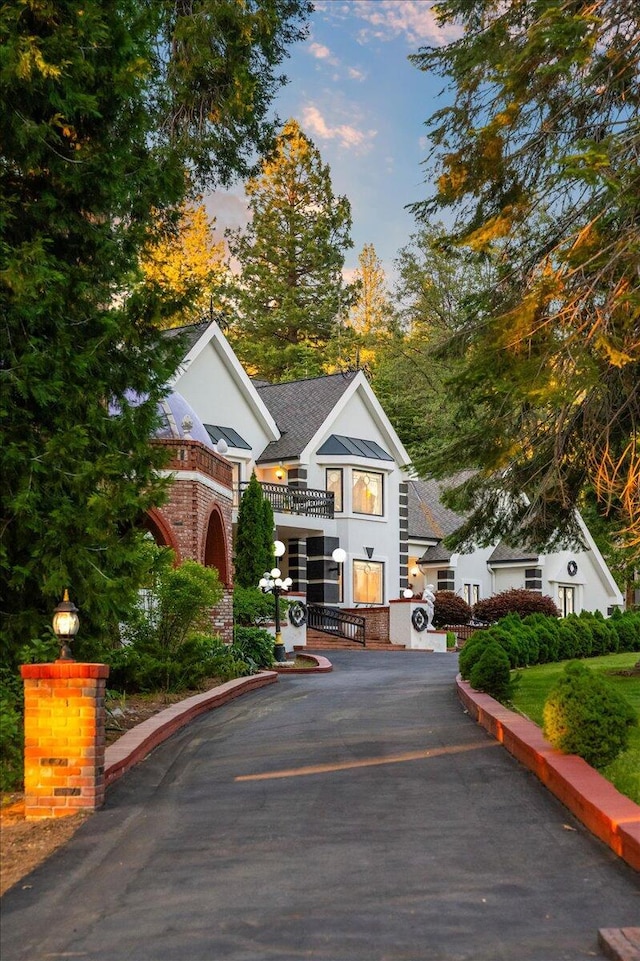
[150,320,623,623]
[407,478,624,617]
[169,321,413,609]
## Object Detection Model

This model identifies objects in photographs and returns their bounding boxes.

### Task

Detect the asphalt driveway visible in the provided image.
[1,651,638,960]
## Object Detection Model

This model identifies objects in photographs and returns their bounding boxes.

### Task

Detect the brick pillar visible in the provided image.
[20,662,110,820]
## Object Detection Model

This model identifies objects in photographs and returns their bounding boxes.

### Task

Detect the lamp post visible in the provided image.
[259,542,292,663]
[52,589,80,661]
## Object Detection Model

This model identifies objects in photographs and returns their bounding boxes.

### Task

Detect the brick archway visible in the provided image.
[143,508,181,562]
[203,504,231,587]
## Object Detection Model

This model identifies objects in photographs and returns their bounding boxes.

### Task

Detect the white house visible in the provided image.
[407,477,624,617]
[164,319,623,620]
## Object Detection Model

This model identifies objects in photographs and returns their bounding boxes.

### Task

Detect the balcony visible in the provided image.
[237,482,334,519]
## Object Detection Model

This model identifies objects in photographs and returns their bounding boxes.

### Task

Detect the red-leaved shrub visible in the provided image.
[473,589,559,623]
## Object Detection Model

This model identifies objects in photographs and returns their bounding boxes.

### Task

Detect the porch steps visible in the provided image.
[297,629,424,652]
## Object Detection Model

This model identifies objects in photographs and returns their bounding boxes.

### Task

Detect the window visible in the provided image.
[352,470,383,516]
[437,569,455,592]
[558,586,575,618]
[326,468,343,513]
[463,583,481,605]
[525,567,542,592]
[353,560,384,604]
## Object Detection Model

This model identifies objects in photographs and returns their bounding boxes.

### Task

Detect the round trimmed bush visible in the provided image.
[473,589,560,622]
[543,661,637,769]
[469,641,513,702]
[433,591,472,628]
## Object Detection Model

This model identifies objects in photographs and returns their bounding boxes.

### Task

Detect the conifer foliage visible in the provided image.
[0,0,310,657]
[226,119,356,381]
[412,0,640,557]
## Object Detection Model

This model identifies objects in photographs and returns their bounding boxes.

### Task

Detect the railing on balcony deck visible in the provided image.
[237,482,334,519]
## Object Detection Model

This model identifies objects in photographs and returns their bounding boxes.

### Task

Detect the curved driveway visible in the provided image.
[2,652,638,961]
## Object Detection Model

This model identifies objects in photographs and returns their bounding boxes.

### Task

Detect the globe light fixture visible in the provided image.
[52,589,80,661]
[259,543,291,662]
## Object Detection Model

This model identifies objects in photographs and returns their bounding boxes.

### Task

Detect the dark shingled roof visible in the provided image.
[488,542,539,564]
[407,476,470,541]
[255,372,357,461]
[163,320,211,356]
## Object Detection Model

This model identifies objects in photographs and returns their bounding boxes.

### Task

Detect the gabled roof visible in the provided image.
[487,543,539,564]
[255,373,358,462]
[169,320,280,444]
[408,476,469,541]
[163,320,212,356]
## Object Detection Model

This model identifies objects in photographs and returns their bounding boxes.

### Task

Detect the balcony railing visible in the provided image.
[237,482,334,519]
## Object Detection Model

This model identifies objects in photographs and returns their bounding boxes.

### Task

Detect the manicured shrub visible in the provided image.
[433,591,471,628]
[522,614,560,663]
[232,626,275,669]
[474,589,560,622]
[543,661,637,769]
[609,609,640,651]
[458,631,492,679]
[578,611,617,656]
[469,641,515,702]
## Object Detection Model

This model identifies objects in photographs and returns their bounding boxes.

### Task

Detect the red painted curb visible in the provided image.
[456,675,640,873]
[272,654,333,674]
[104,672,278,788]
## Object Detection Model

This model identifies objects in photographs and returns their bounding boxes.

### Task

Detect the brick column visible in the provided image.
[20,662,110,820]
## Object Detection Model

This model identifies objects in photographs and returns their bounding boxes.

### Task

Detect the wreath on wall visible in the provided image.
[288,601,307,628]
[411,607,429,632]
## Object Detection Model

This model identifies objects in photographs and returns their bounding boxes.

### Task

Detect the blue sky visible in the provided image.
[209,0,458,283]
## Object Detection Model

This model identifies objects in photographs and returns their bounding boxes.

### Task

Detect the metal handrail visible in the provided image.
[237,482,334,519]
[306,604,366,646]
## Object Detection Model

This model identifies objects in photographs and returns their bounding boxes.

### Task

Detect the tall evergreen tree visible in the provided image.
[339,244,394,374]
[226,119,356,381]
[234,474,274,588]
[0,0,310,657]
[140,200,227,329]
[411,0,640,557]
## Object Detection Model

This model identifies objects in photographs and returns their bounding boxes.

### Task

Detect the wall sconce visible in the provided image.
[275,465,285,481]
[330,547,347,572]
[410,566,420,579]
[52,589,80,662]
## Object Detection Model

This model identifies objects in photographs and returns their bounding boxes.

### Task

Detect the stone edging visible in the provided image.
[456,674,640,873]
[104,672,278,788]
[272,654,333,674]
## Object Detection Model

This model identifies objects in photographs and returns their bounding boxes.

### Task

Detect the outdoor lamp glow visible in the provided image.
[403,588,414,599]
[52,589,79,661]
[270,567,281,578]
[332,547,347,564]
[274,540,286,558]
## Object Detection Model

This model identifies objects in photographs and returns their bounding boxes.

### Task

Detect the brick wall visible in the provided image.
[342,606,390,643]
[150,439,235,643]
[21,662,109,819]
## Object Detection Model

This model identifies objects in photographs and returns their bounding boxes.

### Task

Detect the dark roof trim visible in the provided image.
[317,434,393,461]
[204,424,251,451]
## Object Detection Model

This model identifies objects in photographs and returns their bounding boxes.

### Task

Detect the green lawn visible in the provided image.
[510,652,640,805]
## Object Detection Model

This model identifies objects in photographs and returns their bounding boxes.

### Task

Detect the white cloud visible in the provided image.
[309,41,339,66]
[301,105,377,153]
[347,66,366,82]
[318,0,459,48]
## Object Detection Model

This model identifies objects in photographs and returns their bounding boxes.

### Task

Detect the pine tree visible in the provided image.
[339,244,394,374]
[411,0,640,557]
[0,0,310,657]
[226,119,356,381]
[140,200,227,329]
[234,474,275,589]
